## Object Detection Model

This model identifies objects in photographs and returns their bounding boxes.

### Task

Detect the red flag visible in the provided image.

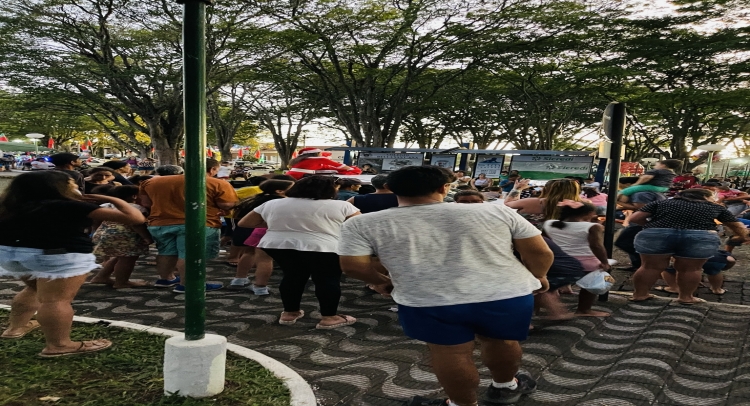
[291,150,298,159]
[85,138,93,149]
[0,135,8,142]
[47,138,54,149]
[237,148,243,158]
[151,147,155,153]
[207,148,213,157]
[254,150,261,159]
[180,150,185,157]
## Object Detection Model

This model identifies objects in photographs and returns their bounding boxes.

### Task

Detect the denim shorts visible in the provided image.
[148,225,221,259]
[0,246,98,280]
[397,295,534,346]
[634,228,720,259]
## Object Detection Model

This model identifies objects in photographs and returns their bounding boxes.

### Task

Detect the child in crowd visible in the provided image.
[89,186,153,288]
[542,201,611,317]
[454,190,486,204]
[618,159,682,203]
[228,179,294,294]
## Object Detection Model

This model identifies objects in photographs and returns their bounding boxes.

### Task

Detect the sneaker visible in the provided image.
[227,278,250,290]
[172,283,224,293]
[252,285,269,296]
[407,396,449,406]
[483,371,537,404]
[154,276,180,288]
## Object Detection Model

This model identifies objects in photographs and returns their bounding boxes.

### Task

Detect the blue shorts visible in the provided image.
[634,228,720,259]
[148,225,221,259]
[397,295,534,346]
[664,250,730,276]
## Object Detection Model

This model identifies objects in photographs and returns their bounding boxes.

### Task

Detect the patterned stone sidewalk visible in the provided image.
[3,257,750,406]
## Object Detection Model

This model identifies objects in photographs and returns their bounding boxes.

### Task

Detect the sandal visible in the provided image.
[629,295,655,302]
[278,310,305,325]
[1,320,40,339]
[676,298,707,305]
[316,315,357,330]
[38,339,112,358]
[653,286,678,293]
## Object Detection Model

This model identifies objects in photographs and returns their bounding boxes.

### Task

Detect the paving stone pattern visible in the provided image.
[3,256,750,406]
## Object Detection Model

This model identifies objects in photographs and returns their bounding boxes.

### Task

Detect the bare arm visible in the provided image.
[340,255,392,285]
[346,197,355,204]
[633,174,654,186]
[139,194,152,208]
[725,221,749,241]
[84,196,147,225]
[617,201,646,211]
[627,211,650,225]
[216,201,237,210]
[513,235,554,278]
[587,224,611,270]
[237,211,266,228]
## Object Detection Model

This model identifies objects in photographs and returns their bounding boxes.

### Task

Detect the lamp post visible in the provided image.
[25,133,44,156]
[698,144,725,182]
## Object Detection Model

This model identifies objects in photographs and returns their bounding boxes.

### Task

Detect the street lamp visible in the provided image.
[697,144,725,182]
[25,133,45,156]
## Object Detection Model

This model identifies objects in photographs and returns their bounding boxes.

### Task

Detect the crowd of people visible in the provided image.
[1,150,749,406]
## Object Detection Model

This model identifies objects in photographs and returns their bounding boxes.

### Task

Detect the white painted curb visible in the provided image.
[0,304,317,406]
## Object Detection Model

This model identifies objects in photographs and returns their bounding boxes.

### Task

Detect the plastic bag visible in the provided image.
[576,270,615,295]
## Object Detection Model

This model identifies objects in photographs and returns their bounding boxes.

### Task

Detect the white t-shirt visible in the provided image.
[254,198,360,253]
[338,202,542,307]
[583,181,600,191]
[542,220,596,257]
[216,166,232,178]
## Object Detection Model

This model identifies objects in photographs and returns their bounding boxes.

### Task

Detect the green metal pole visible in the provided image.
[179,0,209,340]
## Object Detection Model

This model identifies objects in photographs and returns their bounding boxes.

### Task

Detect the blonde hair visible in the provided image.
[539,178,582,220]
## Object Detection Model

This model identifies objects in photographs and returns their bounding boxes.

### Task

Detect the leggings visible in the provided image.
[262,249,342,317]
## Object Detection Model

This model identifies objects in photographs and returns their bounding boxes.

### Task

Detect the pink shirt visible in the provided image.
[585,193,608,207]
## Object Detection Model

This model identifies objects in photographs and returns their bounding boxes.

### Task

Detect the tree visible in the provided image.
[249,0,604,147]
[0,0,262,164]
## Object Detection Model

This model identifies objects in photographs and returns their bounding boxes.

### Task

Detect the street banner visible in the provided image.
[356,153,424,173]
[510,155,594,180]
[473,155,505,179]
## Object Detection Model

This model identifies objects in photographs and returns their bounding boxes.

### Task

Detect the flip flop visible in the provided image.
[278,310,305,325]
[1,320,40,339]
[38,339,112,358]
[629,295,655,302]
[316,315,357,330]
[223,262,238,267]
[712,289,727,295]
[676,298,707,305]
[653,286,678,293]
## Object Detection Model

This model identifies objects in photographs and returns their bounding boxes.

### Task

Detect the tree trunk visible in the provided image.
[152,137,179,165]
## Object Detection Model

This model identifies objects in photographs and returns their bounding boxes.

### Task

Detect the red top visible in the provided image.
[287,157,362,180]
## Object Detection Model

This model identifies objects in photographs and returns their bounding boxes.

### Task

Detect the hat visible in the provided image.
[298,147,322,155]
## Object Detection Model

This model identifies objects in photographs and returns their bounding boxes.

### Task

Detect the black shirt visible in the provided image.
[351,193,399,214]
[56,168,85,193]
[0,200,101,253]
[640,199,737,230]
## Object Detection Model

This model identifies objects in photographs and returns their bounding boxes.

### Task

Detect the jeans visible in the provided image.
[262,249,343,317]
[634,228,721,259]
[615,225,643,268]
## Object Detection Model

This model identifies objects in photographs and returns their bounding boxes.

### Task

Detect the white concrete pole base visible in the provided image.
[164,333,227,398]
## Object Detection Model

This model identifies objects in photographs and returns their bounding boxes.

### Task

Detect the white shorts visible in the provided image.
[0,246,98,280]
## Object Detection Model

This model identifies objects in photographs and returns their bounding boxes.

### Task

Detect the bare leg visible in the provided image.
[673,257,709,303]
[253,249,274,287]
[477,336,522,384]
[156,255,177,280]
[659,271,679,293]
[632,254,672,300]
[89,258,116,284]
[176,259,186,284]
[225,245,243,264]
[2,278,40,337]
[35,274,95,353]
[575,289,610,317]
[427,341,480,406]
[536,291,574,320]
[707,273,725,294]
[112,256,148,288]
[234,247,255,279]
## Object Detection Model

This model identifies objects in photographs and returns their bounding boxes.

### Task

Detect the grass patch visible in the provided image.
[0,312,290,406]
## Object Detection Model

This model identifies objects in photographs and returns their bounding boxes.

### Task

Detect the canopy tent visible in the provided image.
[0,141,53,153]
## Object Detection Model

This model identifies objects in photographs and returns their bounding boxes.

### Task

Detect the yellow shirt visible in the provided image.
[225,186,262,218]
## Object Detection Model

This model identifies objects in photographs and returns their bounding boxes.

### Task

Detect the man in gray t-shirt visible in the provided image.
[338,166,553,406]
